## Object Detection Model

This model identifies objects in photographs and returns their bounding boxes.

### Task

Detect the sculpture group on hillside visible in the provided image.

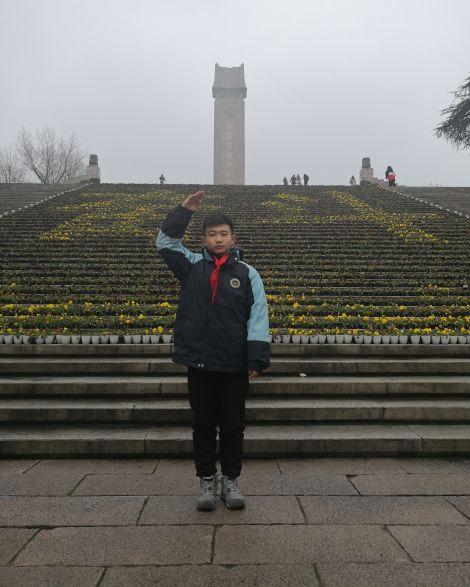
[282,173,309,186]
[359,157,398,188]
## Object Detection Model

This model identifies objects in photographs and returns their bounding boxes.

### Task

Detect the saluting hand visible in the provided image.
[182,191,205,212]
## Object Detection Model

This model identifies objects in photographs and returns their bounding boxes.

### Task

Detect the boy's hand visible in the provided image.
[182,191,204,212]
[248,369,259,379]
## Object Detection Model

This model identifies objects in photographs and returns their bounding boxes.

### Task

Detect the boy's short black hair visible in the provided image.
[202,213,235,235]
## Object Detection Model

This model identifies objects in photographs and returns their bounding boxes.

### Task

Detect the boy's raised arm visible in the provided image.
[156,191,205,284]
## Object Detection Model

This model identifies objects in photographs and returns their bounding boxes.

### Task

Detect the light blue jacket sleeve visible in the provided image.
[243,263,271,371]
[156,230,203,265]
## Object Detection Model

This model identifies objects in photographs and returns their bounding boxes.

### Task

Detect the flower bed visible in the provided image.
[0,184,469,342]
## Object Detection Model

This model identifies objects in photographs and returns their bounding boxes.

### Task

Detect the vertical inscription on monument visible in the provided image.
[212,63,247,185]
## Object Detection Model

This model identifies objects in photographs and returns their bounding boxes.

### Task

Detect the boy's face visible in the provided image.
[202,223,236,256]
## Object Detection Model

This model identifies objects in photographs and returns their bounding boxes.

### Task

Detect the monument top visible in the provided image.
[212,63,247,98]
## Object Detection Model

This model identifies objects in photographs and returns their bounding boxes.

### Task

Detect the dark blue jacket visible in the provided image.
[156,204,270,373]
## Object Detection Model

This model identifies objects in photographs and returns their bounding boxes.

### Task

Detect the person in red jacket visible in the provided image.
[388,171,397,187]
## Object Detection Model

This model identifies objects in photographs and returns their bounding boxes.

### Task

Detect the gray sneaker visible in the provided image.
[196,475,217,511]
[221,475,245,509]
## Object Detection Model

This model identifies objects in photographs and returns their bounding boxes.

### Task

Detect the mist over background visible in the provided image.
[1,0,469,186]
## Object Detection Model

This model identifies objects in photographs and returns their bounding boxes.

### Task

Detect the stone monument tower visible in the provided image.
[212,63,247,185]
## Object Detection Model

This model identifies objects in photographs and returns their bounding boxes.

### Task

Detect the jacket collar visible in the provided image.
[203,246,244,265]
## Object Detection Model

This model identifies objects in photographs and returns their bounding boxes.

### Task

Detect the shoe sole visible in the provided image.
[221,495,245,510]
[196,501,216,511]
[196,494,217,511]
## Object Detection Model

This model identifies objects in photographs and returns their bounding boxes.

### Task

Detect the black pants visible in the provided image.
[187,366,249,479]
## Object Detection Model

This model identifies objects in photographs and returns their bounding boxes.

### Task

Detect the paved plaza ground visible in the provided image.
[2,457,470,585]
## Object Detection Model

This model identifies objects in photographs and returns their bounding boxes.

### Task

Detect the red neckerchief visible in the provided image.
[210,252,230,303]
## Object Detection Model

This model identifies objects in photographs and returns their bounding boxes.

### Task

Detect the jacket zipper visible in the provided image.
[198,255,212,368]
[197,251,236,369]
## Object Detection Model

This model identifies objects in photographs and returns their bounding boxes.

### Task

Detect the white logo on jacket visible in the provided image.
[230,278,241,288]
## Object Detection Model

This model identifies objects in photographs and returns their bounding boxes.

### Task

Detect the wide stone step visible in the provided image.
[2,356,469,376]
[2,374,470,397]
[1,343,469,358]
[1,422,470,456]
[2,397,470,423]
[1,375,470,397]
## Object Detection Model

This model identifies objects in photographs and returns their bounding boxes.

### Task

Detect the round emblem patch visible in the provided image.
[230,278,241,289]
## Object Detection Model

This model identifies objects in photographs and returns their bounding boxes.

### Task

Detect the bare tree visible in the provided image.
[435,74,470,150]
[0,146,26,183]
[17,126,87,183]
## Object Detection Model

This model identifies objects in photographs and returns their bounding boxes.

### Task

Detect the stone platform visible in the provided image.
[3,457,470,585]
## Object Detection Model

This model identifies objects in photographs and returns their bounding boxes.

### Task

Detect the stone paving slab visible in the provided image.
[149,456,283,478]
[446,497,470,519]
[0,470,85,496]
[67,458,277,496]
[14,525,213,566]
[72,470,357,496]
[139,495,305,525]
[316,561,470,586]
[73,457,348,497]
[0,459,39,474]
[299,496,469,524]
[100,564,318,586]
[277,457,407,474]
[351,473,470,495]
[388,525,470,562]
[244,473,358,495]
[213,525,408,564]
[0,496,145,526]
[0,567,103,587]
[72,471,201,496]
[395,457,470,474]
[0,528,37,563]
[31,457,158,474]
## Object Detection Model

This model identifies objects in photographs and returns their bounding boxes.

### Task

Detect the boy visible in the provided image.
[156,190,270,511]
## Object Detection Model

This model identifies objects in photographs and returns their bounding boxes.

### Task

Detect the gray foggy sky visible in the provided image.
[1,0,469,186]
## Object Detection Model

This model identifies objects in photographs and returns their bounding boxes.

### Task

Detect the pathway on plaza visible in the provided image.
[2,457,470,585]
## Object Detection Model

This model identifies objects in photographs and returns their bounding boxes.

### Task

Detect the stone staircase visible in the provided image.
[1,343,470,457]
[396,186,470,215]
[0,183,89,215]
